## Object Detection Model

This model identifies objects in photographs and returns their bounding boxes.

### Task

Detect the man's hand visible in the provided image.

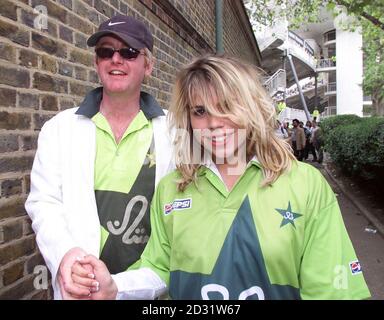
[72,255,118,300]
[58,247,94,299]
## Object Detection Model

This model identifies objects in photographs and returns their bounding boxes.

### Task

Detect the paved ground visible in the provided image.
[309,159,384,300]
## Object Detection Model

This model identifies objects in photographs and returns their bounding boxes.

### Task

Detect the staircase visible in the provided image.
[290,95,327,113]
[263,69,286,98]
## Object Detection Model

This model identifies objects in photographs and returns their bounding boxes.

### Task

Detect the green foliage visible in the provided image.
[363,105,373,115]
[320,114,361,132]
[245,0,330,30]
[362,21,384,103]
[320,114,361,152]
[245,0,384,31]
[321,115,384,179]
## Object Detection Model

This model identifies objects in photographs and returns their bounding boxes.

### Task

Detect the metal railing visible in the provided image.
[263,69,286,97]
[317,58,336,69]
[321,105,337,118]
[288,31,315,56]
[258,25,287,52]
[327,82,337,92]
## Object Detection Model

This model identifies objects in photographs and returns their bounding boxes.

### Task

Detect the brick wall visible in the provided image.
[0,0,260,299]
[224,1,260,65]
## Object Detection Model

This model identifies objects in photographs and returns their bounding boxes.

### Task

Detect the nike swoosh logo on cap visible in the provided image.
[108,21,125,26]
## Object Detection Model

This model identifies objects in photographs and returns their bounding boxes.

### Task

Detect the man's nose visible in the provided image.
[111,50,124,64]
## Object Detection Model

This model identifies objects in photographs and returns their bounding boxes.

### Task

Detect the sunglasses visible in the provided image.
[95,47,143,60]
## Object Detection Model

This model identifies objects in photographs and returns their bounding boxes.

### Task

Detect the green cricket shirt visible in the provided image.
[93,110,156,273]
[140,160,371,300]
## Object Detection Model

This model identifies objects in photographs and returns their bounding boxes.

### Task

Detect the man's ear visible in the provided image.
[144,58,154,77]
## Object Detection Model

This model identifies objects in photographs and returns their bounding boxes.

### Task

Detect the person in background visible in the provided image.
[25,14,174,299]
[304,120,317,162]
[275,119,289,140]
[291,119,306,161]
[70,54,370,300]
[311,120,324,163]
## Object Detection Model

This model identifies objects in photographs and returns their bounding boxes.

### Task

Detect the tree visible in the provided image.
[336,0,384,31]
[245,0,384,115]
[362,20,384,115]
[245,0,384,31]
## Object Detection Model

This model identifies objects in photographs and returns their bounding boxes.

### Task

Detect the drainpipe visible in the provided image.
[314,73,318,110]
[282,55,287,103]
[215,0,224,54]
[286,53,311,121]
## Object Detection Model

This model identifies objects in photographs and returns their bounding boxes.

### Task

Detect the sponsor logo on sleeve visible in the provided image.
[349,260,362,275]
[164,198,192,215]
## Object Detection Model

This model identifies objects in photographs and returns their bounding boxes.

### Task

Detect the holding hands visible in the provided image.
[57,247,94,300]
[58,248,117,300]
[71,255,118,300]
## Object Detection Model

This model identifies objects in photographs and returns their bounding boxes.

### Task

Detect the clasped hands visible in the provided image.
[58,247,118,300]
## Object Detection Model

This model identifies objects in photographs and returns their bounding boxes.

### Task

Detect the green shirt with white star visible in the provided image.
[140,160,371,300]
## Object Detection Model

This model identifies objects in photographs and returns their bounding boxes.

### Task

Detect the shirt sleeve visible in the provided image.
[25,117,78,288]
[112,268,166,300]
[299,173,371,300]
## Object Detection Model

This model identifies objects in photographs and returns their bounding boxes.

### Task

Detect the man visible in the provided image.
[291,119,306,161]
[25,14,174,299]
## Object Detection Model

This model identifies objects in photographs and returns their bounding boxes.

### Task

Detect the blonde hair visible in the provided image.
[143,48,153,67]
[168,54,296,191]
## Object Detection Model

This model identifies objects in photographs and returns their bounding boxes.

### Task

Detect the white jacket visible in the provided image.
[25,95,174,299]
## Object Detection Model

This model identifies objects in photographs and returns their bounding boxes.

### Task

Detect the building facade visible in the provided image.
[257,6,365,121]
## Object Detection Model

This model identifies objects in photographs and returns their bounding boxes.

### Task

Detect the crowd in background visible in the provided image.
[276,119,323,163]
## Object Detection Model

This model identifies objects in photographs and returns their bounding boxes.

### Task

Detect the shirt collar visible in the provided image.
[199,155,262,178]
[75,87,165,119]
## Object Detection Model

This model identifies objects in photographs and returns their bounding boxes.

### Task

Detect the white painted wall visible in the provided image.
[335,26,363,116]
[278,107,307,123]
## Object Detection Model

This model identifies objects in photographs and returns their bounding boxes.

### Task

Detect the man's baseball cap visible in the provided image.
[87,14,153,52]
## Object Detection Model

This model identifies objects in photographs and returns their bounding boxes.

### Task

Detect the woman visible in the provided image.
[71,54,370,300]
[275,119,289,140]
